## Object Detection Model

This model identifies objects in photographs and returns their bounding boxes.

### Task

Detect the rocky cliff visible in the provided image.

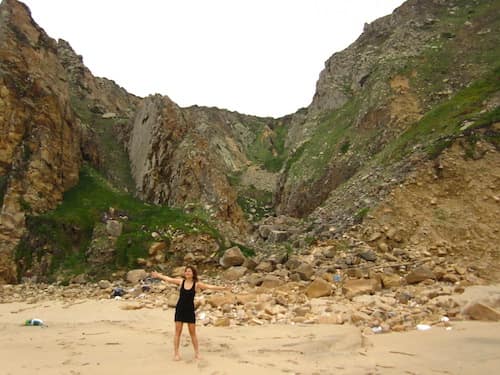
[126,96,249,231]
[275,0,499,221]
[0,0,498,283]
[122,95,291,234]
[0,0,140,282]
[0,0,84,282]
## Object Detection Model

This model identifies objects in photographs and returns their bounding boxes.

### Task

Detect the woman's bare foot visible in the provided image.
[174,353,181,361]
[195,352,201,360]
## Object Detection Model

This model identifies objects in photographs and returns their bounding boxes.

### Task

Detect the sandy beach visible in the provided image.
[1,299,499,375]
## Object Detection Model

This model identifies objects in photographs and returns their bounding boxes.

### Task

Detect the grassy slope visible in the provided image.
[287,98,361,184]
[378,0,500,160]
[381,66,500,162]
[16,165,221,281]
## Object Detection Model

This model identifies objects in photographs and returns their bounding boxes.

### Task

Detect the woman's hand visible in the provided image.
[151,271,161,279]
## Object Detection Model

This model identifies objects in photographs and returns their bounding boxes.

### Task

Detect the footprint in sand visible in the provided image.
[206,342,230,354]
[57,341,73,349]
[197,359,209,369]
[205,347,222,353]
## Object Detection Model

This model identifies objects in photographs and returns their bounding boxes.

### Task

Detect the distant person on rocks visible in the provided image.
[151,266,228,361]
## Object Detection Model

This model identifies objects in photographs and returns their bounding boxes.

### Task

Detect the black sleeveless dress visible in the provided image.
[174,280,196,323]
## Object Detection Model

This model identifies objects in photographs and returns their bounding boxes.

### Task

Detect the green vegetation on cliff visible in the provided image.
[15,165,220,281]
[384,0,500,160]
[278,0,500,217]
[382,65,500,162]
[246,120,288,173]
[286,98,360,183]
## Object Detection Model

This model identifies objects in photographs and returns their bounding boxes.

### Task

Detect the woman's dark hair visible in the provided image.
[185,265,198,282]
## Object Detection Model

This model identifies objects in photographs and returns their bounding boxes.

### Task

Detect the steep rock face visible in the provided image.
[0,0,82,282]
[309,0,440,115]
[276,0,436,217]
[126,95,284,233]
[275,0,500,217]
[56,28,282,230]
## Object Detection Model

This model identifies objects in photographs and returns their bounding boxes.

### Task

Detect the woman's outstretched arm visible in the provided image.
[151,271,182,285]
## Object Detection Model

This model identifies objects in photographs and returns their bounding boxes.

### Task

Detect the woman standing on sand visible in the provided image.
[151,266,227,360]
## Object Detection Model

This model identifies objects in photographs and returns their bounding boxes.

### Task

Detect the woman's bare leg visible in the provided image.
[174,322,183,360]
[188,323,200,359]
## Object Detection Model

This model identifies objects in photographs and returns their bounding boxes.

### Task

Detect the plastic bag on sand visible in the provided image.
[416,324,431,331]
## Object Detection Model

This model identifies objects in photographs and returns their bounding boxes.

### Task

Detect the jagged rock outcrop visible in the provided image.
[0,0,83,282]
[125,95,281,233]
[309,0,440,115]
[57,38,139,118]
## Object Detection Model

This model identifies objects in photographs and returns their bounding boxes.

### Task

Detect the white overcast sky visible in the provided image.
[22,0,405,117]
